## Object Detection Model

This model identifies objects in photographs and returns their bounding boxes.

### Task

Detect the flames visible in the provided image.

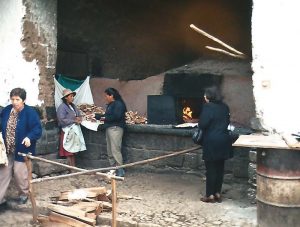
[183,106,193,122]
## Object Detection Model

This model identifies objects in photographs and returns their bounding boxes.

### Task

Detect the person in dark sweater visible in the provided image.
[0,88,42,209]
[198,86,233,203]
[95,88,127,177]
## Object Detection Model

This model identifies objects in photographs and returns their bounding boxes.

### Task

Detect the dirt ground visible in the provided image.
[0,169,257,226]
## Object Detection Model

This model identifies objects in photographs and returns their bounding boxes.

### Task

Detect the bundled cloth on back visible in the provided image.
[0,132,8,166]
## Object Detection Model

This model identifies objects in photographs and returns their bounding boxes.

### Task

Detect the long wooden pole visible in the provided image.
[190,24,245,56]
[25,146,200,184]
[18,152,124,181]
[24,157,38,223]
[205,46,246,59]
[111,179,117,227]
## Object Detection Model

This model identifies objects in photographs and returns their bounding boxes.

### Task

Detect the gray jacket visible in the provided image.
[57,103,81,128]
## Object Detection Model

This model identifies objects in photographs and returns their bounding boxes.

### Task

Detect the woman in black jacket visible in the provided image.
[198,86,233,203]
[95,88,127,177]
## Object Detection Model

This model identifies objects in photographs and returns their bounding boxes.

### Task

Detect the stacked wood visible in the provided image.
[125,111,147,124]
[39,186,112,227]
[78,104,105,115]
[77,103,147,124]
[78,104,105,122]
[58,187,107,200]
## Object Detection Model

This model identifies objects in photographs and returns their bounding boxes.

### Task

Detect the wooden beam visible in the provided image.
[111,178,117,227]
[59,187,107,200]
[24,157,38,223]
[49,212,93,227]
[48,204,96,226]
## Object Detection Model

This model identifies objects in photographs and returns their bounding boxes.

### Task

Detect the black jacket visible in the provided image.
[96,100,126,130]
[198,101,233,161]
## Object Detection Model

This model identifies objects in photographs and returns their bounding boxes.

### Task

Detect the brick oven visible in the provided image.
[147,73,222,125]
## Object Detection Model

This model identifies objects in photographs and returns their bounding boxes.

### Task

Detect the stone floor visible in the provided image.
[0,170,257,226]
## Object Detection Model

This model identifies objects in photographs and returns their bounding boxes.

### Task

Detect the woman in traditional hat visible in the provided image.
[57,89,85,166]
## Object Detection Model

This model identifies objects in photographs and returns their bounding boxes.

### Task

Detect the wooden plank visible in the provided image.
[38,214,72,226]
[111,179,117,227]
[48,204,96,225]
[118,194,142,200]
[49,212,92,227]
[81,198,112,210]
[59,187,107,200]
[72,201,100,213]
[41,221,68,227]
[86,213,97,220]
[233,134,291,149]
[282,133,300,148]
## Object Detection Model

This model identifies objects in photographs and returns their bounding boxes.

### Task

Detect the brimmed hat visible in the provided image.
[61,89,76,99]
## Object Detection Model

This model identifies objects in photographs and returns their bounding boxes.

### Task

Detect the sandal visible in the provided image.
[200,196,215,203]
[214,193,222,203]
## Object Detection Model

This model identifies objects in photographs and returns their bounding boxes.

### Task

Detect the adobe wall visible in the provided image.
[90,62,255,127]
[0,0,57,121]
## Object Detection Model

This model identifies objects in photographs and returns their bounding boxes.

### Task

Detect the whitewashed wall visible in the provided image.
[252,0,300,133]
[0,0,40,106]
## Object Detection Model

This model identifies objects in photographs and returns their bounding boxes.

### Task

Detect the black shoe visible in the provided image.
[116,168,125,177]
[18,195,28,205]
[0,201,8,212]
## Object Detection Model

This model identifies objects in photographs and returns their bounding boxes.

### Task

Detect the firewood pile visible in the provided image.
[125,111,147,124]
[78,103,147,124]
[38,186,112,227]
[78,104,105,122]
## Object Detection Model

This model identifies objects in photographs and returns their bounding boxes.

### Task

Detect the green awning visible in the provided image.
[56,74,85,91]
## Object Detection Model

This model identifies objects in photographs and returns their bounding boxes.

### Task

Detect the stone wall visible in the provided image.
[76,125,250,180]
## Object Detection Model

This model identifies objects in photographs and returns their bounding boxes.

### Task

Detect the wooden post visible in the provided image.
[24,156,38,223]
[111,178,117,227]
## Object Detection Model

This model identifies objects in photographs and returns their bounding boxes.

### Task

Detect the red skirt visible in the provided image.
[59,131,74,157]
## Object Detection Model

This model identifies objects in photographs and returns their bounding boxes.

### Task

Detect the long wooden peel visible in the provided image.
[190,24,245,57]
[206,46,246,59]
[24,157,38,223]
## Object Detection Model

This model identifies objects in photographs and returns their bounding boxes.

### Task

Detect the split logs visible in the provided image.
[58,187,107,201]
[77,103,147,124]
[40,186,113,226]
